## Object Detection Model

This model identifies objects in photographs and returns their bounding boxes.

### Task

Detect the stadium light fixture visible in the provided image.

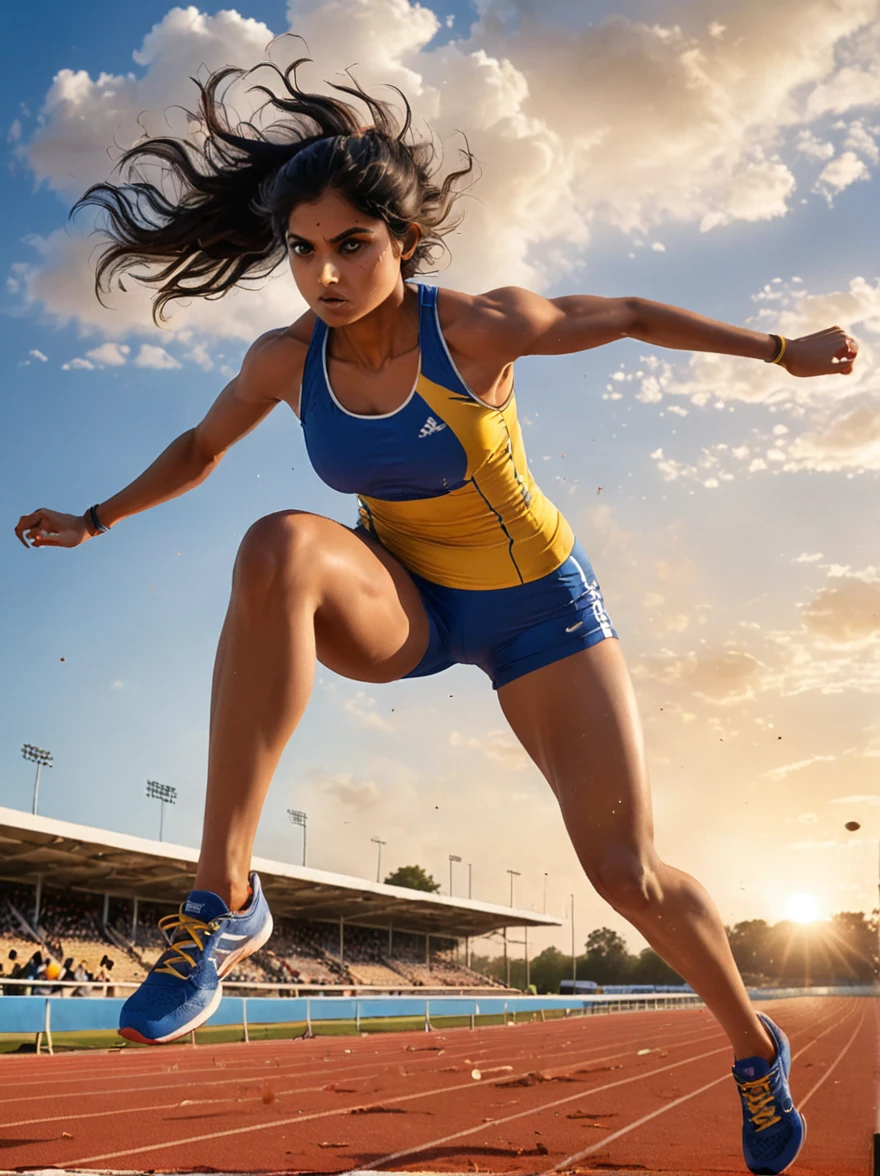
[449,853,462,896]
[146,779,177,841]
[543,871,549,914]
[507,868,521,908]
[468,861,473,899]
[21,743,53,816]
[287,808,308,866]
[371,836,386,883]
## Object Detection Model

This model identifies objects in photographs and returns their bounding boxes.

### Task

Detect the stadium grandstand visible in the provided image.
[0,806,561,997]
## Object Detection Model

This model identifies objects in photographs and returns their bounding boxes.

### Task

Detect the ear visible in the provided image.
[400,223,422,261]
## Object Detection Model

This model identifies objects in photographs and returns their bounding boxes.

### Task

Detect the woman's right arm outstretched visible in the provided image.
[14,329,303,550]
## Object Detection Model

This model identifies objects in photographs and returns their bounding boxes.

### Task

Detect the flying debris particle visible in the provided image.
[471,1068,482,1080]
[597,486,603,495]
[60,657,65,662]
[261,1079,276,1105]
[845,821,861,831]
[61,1132,73,1139]
[317,1141,349,1148]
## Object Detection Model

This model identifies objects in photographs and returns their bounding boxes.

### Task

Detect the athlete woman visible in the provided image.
[14,62,857,1174]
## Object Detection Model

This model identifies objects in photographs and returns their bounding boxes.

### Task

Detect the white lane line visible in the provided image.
[1,1019,730,1130]
[544,999,856,1172]
[340,1043,739,1175]
[0,1008,730,1108]
[798,1005,867,1108]
[0,1011,651,1090]
[57,1022,733,1167]
[351,1000,848,1176]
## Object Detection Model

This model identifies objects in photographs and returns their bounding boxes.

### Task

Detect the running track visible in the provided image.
[0,996,875,1175]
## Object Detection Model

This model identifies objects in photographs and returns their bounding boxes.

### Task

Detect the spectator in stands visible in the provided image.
[32,960,54,996]
[5,950,23,996]
[72,960,90,998]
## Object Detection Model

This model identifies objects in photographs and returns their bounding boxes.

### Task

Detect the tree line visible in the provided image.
[470,912,878,992]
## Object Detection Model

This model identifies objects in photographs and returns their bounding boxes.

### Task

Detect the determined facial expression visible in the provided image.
[286,190,416,325]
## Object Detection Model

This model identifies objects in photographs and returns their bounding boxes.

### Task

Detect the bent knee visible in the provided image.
[234,510,326,595]
[589,850,661,912]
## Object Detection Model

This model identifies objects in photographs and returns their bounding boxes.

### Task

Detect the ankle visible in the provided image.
[192,875,251,912]
[736,1024,776,1065]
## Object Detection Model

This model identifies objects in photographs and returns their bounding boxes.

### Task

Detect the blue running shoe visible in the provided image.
[732,1012,807,1174]
[119,871,273,1044]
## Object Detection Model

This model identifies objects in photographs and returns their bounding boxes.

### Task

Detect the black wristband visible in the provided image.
[88,505,109,534]
[765,334,785,364]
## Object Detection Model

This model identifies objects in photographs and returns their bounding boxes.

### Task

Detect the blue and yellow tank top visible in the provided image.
[299,281,574,591]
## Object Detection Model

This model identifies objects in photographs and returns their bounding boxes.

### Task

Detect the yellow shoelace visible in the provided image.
[739,1074,782,1133]
[153,911,220,980]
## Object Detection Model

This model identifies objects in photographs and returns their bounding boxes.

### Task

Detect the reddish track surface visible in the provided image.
[0,996,876,1175]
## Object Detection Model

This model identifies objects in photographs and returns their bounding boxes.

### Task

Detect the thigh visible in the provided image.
[316,522,433,683]
[241,511,431,684]
[496,639,656,875]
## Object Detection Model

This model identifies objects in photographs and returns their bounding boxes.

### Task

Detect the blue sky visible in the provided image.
[2,0,878,955]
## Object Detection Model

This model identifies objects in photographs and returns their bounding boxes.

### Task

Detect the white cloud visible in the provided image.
[86,342,130,367]
[344,691,396,733]
[794,130,835,161]
[651,242,666,252]
[843,119,880,164]
[61,357,96,371]
[812,150,871,202]
[28,349,48,362]
[449,728,529,769]
[11,0,880,347]
[133,344,180,370]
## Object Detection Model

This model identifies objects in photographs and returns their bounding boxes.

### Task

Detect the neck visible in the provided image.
[329,278,418,371]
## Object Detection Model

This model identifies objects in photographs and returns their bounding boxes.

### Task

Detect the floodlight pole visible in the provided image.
[449,854,461,896]
[571,893,576,988]
[146,780,177,842]
[287,809,308,866]
[468,862,472,899]
[21,744,53,816]
[371,837,386,883]
[507,868,521,908]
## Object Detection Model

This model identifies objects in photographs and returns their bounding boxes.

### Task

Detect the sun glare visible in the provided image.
[786,893,820,924]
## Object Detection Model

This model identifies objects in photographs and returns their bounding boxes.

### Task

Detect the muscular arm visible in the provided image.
[444,287,857,378]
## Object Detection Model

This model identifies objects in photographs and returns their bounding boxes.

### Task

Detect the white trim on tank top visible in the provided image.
[320,283,422,420]
[430,284,514,412]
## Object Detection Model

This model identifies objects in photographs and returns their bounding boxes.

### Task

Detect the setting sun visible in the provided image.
[786,893,820,924]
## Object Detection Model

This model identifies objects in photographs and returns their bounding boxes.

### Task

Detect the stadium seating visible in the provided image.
[1,880,506,994]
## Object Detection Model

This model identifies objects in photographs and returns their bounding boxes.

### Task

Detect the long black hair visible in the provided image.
[73,59,475,323]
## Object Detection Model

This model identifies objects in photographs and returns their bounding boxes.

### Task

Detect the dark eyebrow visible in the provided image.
[285,227,376,245]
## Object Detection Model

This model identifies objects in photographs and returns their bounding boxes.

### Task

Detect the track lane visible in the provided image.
[0,997,870,1175]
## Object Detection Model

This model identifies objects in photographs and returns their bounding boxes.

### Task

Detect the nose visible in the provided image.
[318,262,339,287]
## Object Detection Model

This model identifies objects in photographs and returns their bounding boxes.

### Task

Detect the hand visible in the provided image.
[782,326,858,378]
[14,508,91,549]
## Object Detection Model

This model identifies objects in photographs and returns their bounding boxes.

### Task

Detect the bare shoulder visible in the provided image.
[241,312,316,414]
[437,285,548,363]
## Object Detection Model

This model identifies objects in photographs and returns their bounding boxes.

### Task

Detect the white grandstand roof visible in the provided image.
[0,806,561,937]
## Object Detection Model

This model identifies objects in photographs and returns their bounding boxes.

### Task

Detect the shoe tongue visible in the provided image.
[734,1054,772,1081]
[181,889,230,924]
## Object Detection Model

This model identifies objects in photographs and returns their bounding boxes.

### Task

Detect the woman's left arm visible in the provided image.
[473,288,858,378]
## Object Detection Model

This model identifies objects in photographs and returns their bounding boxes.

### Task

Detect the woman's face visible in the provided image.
[286,190,416,324]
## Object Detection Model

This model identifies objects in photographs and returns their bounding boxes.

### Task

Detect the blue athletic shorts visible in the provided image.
[392,537,619,691]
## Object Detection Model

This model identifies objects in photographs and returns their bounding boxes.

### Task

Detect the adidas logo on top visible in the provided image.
[419,415,447,438]
[185,900,205,914]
